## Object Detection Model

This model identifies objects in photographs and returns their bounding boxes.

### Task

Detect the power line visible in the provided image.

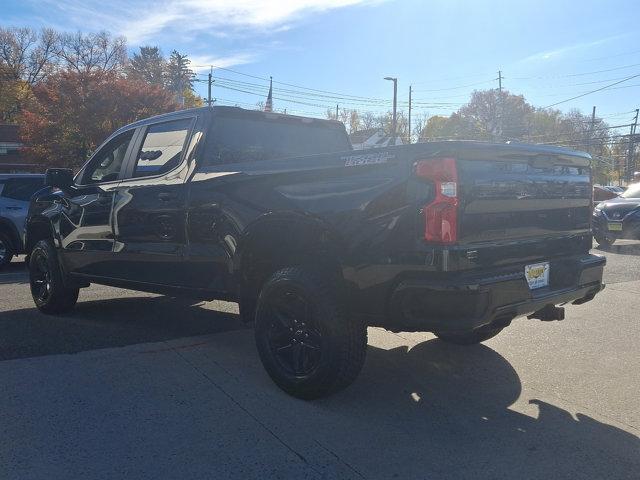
[542,73,640,108]
[513,62,640,80]
[411,79,495,93]
[193,64,394,102]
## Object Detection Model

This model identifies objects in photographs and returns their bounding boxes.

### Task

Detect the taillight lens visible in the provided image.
[415,157,458,244]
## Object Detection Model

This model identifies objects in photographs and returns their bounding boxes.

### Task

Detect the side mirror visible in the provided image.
[45,168,74,190]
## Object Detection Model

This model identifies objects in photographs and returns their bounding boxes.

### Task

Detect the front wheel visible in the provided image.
[594,233,615,248]
[434,326,503,345]
[254,267,367,399]
[0,232,15,269]
[29,240,79,314]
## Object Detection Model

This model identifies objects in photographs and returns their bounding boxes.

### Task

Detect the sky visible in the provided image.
[4,0,640,131]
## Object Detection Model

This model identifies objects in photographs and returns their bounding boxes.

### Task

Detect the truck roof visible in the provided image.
[114,106,345,136]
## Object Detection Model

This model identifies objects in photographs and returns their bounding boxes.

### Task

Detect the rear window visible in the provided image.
[0,177,44,201]
[203,113,350,165]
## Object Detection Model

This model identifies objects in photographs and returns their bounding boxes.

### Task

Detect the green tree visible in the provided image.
[164,50,195,105]
[127,46,165,86]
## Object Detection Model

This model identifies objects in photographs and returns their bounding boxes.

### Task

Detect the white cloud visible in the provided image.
[188,52,257,72]
[516,34,628,64]
[40,0,378,44]
[32,0,381,69]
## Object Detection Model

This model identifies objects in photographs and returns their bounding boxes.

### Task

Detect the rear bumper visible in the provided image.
[386,253,605,333]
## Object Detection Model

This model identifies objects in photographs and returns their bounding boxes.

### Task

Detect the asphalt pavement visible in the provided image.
[0,243,638,479]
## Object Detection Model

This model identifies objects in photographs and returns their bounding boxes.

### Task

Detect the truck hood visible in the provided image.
[597,197,640,209]
[596,197,640,219]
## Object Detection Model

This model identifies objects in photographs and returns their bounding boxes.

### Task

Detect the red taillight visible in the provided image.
[415,157,458,244]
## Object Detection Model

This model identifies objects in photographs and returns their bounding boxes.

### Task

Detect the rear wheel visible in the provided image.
[434,326,503,345]
[0,232,14,269]
[594,233,615,248]
[254,267,367,399]
[29,240,79,314]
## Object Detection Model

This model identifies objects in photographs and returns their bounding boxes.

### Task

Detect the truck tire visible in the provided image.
[594,233,615,248]
[0,232,14,269]
[434,326,503,345]
[254,266,367,399]
[29,239,79,314]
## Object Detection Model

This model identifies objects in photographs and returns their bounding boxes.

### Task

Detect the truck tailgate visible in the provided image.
[458,152,591,245]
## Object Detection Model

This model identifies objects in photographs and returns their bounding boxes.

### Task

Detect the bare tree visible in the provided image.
[56,31,127,74]
[359,112,381,131]
[0,27,57,84]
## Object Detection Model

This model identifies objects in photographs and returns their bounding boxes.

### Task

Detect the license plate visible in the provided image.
[607,222,623,232]
[525,262,550,290]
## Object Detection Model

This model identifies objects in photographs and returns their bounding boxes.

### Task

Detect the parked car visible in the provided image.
[25,106,605,398]
[603,185,625,194]
[0,174,45,268]
[593,185,618,208]
[593,182,640,247]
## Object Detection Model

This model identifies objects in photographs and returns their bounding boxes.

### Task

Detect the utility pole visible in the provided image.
[496,70,503,141]
[587,106,596,155]
[384,77,398,145]
[408,85,412,144]
[626,108,639,184]
[336,104,339,121]
[207,67,213,107]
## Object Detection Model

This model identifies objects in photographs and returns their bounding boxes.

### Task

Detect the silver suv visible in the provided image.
[0,174,44,268]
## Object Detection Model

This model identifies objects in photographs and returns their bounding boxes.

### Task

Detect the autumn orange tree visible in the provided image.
[20,71,178,169]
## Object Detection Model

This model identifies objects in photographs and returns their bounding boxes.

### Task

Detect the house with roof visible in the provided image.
[0,124,38,173]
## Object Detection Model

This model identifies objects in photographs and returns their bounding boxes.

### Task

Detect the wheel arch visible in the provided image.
[25,215,56,254]
[0,217,22,253]
[235,212,348,305]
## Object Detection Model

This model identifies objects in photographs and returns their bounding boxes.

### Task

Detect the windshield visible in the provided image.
[621,183,640,199]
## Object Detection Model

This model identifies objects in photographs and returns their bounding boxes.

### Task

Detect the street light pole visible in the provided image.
[384,77,398,145]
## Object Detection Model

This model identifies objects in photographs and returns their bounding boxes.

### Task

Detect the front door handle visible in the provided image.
[158,192,177,202]
[5,206,22,211]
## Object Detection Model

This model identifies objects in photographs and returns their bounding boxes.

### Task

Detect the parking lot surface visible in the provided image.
[1,243,639,479]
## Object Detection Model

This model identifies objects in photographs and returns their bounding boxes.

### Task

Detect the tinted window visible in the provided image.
[1,178,44,201]
[82,130,135,184]
[132,118,192,178]
[203,114,350,165]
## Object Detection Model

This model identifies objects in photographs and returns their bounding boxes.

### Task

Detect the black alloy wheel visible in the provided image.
[254,267,367,399]
[30,250,53,304]
[29,240,79,314]
[264,287,323,377]
[0,233,14,269]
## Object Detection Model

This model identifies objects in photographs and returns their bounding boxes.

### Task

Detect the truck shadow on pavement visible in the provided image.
[0,296,246,361]
[595,240,640,256]
[311,339,640,479]
[0,261,29,284]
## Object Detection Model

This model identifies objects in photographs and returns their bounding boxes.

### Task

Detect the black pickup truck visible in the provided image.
[25,106,605,399]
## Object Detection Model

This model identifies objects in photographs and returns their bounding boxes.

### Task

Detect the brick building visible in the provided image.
[0,124,39,173]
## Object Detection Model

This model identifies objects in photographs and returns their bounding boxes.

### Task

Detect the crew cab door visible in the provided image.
[110,115,197,286]
[59,128,138,277]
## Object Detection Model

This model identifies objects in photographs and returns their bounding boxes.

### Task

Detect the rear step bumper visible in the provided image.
[386,253,605,333]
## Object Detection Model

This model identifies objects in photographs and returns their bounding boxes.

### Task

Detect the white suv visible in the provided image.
[0,174,44,268]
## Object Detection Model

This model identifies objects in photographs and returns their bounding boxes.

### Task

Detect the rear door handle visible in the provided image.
[5,205,22,210]
[158,192,177,201]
